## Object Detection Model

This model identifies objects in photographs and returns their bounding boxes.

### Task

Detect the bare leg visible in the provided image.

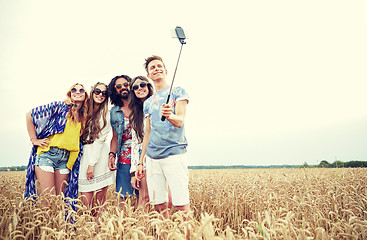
[138,177,150,212]
[94,188,108,227]
[54,170,69,195]
[175,203,191,214]
[35,166,56,195]
[80,189,107,218]
[176,203,192,222]
[80,191,94,209]
[155,202,169,219]
[168,187,173,214]
[176,203,192,238]
[95,187,108,211]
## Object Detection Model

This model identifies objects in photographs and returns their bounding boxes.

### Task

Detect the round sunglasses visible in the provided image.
[71,88,85,93]
[115,82,129,90]
[132,82,149,91]
[93,88,107,97]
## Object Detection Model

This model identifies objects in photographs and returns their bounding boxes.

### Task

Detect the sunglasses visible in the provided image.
[132,82,149,91]
[93,88,107,97]
[71,88,85,93]
[115,82,129,90]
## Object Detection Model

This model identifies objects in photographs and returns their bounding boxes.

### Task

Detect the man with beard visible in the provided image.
[107,75,137,207]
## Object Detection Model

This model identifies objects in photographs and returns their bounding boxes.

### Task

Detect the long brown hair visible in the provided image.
[81,82,109,144]
[66,83,89,135]
[129,76,154,143]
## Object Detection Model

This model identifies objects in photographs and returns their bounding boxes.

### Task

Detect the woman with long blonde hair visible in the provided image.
[25,83,88,200]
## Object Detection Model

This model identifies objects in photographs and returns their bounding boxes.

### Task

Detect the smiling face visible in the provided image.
[70,84,86,103]
[132,79,150,100]
[147,59,167,82]
[93,84,107,104]
[115,77,130,99]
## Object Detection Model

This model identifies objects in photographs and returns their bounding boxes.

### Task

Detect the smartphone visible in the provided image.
[175,26,186,39]
[171,26,186,44]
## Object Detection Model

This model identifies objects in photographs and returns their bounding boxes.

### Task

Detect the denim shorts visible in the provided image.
[116,164,138,197]
[34,147,70,173]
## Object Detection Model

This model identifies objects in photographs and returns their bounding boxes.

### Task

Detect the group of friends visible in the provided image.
[24,55,191,218]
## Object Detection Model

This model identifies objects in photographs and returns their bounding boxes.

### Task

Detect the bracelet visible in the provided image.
[30,136,37,143]
[137,163,143,166]
[109,152,116,158]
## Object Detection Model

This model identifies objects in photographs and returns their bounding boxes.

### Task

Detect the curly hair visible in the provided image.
[107,75,132,107]
[144,55,166,73]
[66,83,89,136]
[128,76,154,143]
[81,82,109,145]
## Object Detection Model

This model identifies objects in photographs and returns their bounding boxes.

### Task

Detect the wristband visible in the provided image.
[109,152,116,158]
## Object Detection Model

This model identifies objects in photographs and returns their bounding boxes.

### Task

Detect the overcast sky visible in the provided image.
[1,0,367,167]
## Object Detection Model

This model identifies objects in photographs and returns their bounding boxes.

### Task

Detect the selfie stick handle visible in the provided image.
[161,42,185,121]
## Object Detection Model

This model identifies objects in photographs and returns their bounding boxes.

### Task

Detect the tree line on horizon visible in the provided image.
[299,160,367,168]
[1,160,367,171]
[189,160,367,169]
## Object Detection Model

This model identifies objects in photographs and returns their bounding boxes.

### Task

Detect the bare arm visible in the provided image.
[108,128,118,171]
[161,100,188,128]
[26,112,36,140]
[136,116,150,180]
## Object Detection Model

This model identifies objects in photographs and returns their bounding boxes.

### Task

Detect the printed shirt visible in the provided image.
[119,116,132,164]
[143,86,189,159]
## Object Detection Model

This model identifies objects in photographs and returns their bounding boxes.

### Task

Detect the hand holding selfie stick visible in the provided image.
[161,26,187,121]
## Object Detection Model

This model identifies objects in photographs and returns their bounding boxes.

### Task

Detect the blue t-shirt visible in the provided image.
[143,86,189,159]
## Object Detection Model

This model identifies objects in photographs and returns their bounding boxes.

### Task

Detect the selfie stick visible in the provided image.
[161,26,187,121]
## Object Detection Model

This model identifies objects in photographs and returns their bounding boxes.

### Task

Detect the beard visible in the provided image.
[119,89,129,99]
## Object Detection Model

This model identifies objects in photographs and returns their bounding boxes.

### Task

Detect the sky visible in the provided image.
[1,0,367,167]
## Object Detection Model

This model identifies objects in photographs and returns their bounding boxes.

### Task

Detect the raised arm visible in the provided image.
[161,100,188,128]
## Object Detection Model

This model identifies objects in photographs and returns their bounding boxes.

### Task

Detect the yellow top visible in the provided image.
[36,118,81,170]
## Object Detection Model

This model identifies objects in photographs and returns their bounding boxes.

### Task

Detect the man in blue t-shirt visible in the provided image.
[136,55,191,218]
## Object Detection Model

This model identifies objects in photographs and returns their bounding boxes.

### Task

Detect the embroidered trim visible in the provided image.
[79,171,114,185]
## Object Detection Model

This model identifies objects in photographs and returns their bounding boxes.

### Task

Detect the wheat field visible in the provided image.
[1,168,366,239]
